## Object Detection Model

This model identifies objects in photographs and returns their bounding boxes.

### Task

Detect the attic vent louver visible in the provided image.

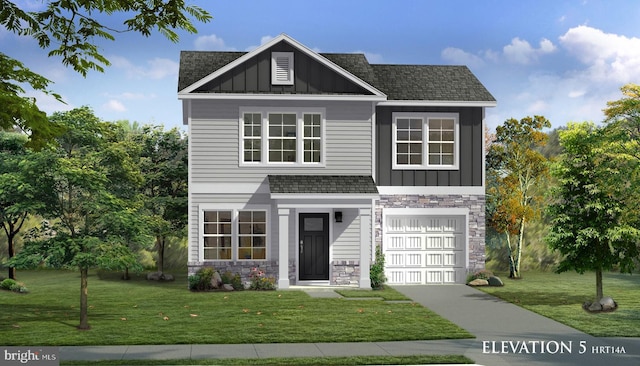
[272,52,294,85]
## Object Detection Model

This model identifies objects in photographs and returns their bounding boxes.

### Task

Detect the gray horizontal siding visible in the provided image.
[375,106,484,187]
[190,100,373,183]
[189,193,273,263]
[333,209,360,260]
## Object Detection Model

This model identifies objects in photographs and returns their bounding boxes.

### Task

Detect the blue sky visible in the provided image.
[4,0,640,130]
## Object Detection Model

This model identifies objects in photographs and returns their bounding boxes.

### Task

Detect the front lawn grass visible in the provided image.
[478,271,640,337]
[62,355,474,365]
[1,270,472,346]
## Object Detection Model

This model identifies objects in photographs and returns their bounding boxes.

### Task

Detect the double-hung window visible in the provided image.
[392,112,459,170]
[240,108,325,166]
[202,208,268,261]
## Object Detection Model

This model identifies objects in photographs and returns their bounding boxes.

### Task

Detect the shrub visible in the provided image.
[188,274,202,291]
[370,246,387,290]
[222,271,244,291]
[188,267,218,291]
[248,267,276,290]
[1,278,28,293]
[1,278,17,290]
[466,269,494,283]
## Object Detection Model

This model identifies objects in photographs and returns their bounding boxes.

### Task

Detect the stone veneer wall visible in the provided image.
[332,260,360,286]
[375,194,486,272]
[188,260,296,286]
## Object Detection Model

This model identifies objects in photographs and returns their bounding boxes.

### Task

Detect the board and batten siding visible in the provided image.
[375,106,484,187]
[189,99,374,183]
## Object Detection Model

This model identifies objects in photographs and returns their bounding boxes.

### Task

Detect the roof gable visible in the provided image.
[179,34,385,98]
[177,33,496,105]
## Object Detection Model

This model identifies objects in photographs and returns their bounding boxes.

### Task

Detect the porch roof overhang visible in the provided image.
[267,175,379,201]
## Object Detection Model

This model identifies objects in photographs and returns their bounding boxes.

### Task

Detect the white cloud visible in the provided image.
[103,92,157,100]
[441,47,484,68]
[27,90,73,116]
[110,56,178,80]
[194,34,235,51]
[559,25,640,84]
[503,37,556,65]
[245,35,276,51]
[103,99,127,112]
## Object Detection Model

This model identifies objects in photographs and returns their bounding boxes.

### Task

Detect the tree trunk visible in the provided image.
[506,233,516,278]
[595,268,603,302]
[123,267,130,280]
[514,216,526,279]
[156,236,165,274]
[78,267,90,330]
[7,231,16,280]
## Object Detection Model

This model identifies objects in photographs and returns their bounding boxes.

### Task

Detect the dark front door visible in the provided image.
[299,213,329,281]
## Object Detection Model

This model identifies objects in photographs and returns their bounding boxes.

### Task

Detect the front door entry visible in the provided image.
[299,213,329,281]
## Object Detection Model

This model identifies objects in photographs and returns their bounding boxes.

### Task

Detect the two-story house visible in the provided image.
[178,34,495,288]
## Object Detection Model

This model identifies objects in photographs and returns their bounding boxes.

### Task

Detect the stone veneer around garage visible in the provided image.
[374,194,486,273]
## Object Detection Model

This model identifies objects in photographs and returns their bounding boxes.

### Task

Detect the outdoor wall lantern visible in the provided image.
[334,211,343,223]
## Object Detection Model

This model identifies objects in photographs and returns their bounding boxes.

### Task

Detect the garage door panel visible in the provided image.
[384,214,466,285]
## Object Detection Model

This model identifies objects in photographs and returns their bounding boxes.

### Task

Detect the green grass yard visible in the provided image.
[0,270,472,346]
[479,271,640,337]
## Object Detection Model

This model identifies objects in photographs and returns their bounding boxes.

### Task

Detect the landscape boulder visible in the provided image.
[146,272,174,281]
[210,271,223,289]
[468,279,489,286]
[487,276,504,286]
[587,301,603,312]
[222,284,234,291]
[599,297,617,311]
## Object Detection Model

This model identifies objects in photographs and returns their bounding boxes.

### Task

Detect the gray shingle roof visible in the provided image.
[178,50,496,103]
[372,64,496,102]
[178,51,244,92]
[268,175,379,194]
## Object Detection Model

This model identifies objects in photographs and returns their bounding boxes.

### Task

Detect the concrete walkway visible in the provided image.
[59,285,639,365]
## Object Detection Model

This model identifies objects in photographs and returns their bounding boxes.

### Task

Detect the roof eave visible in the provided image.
[377,100,497,107]
[270,193,380,200]
[178,92,387,102]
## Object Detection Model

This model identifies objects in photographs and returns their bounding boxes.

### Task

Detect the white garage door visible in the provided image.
[383,215,466,284]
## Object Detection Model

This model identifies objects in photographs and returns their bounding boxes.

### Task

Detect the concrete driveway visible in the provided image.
[394,285,640,366]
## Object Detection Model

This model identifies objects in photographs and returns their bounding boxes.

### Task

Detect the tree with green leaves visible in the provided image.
[0,0,211,147]
[9,107,148,329]
[487,116,551,278]
[134,126,188,275]
[546,122,639,304]
[0,132,56,279]
[603,83,640,228]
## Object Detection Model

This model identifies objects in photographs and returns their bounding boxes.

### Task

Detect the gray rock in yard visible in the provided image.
[211,271,222,289]
[588,301,603,312]
[488,276,504,286]
[467,279,489,286]
[599,296,617,311]
[222,284,234,291]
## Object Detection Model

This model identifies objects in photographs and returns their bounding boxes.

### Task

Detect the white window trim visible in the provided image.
[271,52,294,85]
[199,204,271,262]
[239,107,326,167]
[392,112,459,170]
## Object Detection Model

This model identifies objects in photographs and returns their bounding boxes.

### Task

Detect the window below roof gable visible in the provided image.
[271,52,294,85]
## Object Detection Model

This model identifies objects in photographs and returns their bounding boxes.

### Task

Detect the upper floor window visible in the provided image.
[392,112,459,170]
[240,108,325,166]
